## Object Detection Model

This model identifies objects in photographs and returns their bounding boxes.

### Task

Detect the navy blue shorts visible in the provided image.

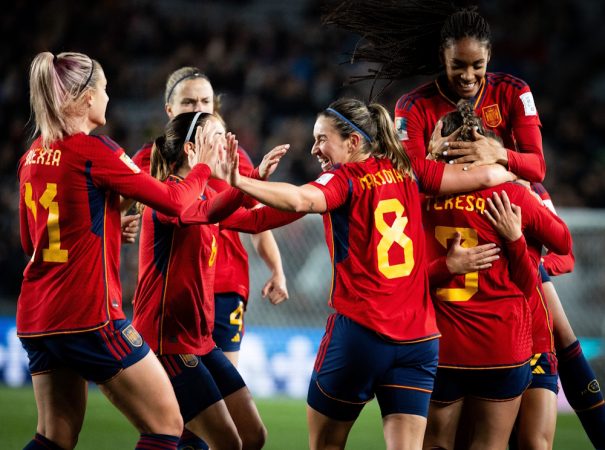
[308,313,438,421]
[20,319,150,384]
[528,352,559,394]
[539,264,551,283]
[431,363,532,404]
[159,347,246,423]
[212,293,245,352]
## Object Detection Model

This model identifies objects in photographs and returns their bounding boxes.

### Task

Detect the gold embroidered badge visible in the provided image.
[482,104,502,127]
[179,354,199,368]
[122,325,143,347]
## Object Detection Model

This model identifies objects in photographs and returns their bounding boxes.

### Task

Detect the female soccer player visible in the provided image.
[18,52,223,450]
[217,97,518,449]
[132,111,300,450]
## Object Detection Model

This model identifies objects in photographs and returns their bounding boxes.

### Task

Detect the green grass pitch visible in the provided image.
[0,386,591,449]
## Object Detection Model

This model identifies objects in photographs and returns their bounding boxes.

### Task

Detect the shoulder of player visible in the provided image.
[486,72,531,93]
[87,134,124,153]
[395,81,439,113]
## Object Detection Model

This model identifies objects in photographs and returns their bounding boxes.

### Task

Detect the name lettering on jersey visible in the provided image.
[119,153,141,174]
[24,147,61,167]
[519,92,537,116]
[482,104,502,127]
[425,194,486,214]
[358,168,405,190]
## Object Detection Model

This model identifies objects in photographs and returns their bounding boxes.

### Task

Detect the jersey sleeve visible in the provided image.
[131,143,152,174]
[394,95,428,160]
[308,169,351,211]
[220,206,304,233]
[427,256,453,286]
[542,250,575,276]
[156,186,244,227]
[505,235,540,298]
[88,136,210,217]
[517,187,572,256]
[410,158,445,195]
[506,84,545,182]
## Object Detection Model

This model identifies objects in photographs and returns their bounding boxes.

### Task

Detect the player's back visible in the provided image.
[17,134,125,335]
[310,156,439,343]
[422,182,535,368]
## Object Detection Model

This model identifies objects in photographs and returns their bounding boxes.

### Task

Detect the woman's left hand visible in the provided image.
[443,129,508,168]
[258,144,290,179]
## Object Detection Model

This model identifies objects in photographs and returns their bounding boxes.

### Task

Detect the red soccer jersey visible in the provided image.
[309,156,444,342]
[207,148,258,302]
[422,182,571,368]
[395,72,545,182]
[17,134,209,336]
[131,142,152,174]
[133,176,300,356]
[132,142,258,302]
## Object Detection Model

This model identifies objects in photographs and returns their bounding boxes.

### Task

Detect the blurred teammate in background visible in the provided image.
[18,51,217,450]
[323,3,605,447]
[218,97,518,450]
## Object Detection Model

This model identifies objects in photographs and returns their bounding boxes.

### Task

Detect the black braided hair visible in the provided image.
[321,1,491,82]
[441,100,484,141]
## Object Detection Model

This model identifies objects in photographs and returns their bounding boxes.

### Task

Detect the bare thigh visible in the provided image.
[307,404,356,450]
[31,368,88,449]
[515,388,557,450]
[464,396,522,450]
[186,400,242,450]
[99,351,182,436]
[383,412,427,450]
[224,386,267,450]
[423,400,464,450]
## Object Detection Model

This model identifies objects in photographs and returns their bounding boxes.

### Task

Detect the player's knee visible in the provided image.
[518,434,552,450]
[241,423,267,450]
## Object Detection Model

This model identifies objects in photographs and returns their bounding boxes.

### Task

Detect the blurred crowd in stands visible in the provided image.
[1,0,604,302]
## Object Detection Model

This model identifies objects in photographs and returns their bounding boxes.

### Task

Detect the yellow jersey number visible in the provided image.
[434,226,478,302]
[374,198,414,279]
[24,182,68,263]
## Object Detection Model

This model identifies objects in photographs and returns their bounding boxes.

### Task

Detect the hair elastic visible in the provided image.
[185,111,204,143]
[166,71,203,103]
[77,57,95,95]
[325,107,372,142]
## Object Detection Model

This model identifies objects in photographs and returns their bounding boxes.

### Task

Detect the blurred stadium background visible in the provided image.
[0,0,604,447]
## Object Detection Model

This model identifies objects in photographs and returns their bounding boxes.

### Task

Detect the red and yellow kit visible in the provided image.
[133,143,258,303]
[17,134,209,336]
[133,175,299,355]
[395,72,545,182]
[422,182,571,368]
[309,156,445,342]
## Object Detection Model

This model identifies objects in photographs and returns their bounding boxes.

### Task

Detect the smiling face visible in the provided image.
[166,77,214,119]
[442,37,490,99]
[311,116,352,171]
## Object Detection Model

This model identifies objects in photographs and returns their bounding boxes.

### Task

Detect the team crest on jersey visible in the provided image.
[481,104,502,127]
[395,117,409,141]
[119,153,142,174]
[179,354,199,368]
[122,325,143,347]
